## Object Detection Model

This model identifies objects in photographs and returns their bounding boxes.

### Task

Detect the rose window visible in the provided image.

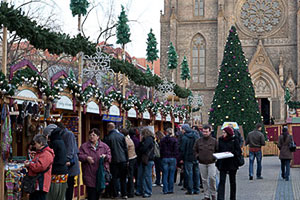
[238,0,285,35]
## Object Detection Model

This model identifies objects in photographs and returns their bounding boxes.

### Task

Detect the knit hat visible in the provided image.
[223,126,234,137]
[181,124,191,132]
[43,124,57,137]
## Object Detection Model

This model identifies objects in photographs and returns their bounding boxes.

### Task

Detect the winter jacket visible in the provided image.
[160,135,178,159]
[137,136,155,163]
[49,128,68,175]
[79,140,111,188]
[61,128,80,176]
[125,135,137,160]
[27,145,54,193]
[216,136,242,171]
[278,135,293,160]
[245,130,265,148]
[180,130,199,162]
[104,129,128,164]
[193,136,218,164]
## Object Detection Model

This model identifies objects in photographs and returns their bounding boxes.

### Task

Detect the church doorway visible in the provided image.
[258,98,270,125]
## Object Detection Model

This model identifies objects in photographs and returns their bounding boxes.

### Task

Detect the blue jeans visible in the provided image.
[184,161,200,194]
[162,158,177,193]
[249,151,262,178]
[281,159,291,180]
[136,161,154,196]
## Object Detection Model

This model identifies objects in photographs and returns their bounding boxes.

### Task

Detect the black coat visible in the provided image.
[104,129,128,164]
[49,128,68,175]
[216,135,242,171]
[137,136,155,163]
[180,130,199,162]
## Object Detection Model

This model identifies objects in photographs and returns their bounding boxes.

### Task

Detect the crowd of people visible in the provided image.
[23,121,295,200]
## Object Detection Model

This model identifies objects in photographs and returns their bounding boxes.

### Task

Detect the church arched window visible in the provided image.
[191,34,205,83]
[195,0,204,16]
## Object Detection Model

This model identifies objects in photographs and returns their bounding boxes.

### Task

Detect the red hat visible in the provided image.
[223,126,234,137]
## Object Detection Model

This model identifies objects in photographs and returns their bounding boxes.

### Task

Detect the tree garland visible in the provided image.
[0,2,191,98]
[0,72,14,96]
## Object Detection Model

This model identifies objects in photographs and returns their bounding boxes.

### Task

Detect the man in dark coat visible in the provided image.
[245,123,265,180]
[179,124,200,195]
[104,122,129,199]
[56,123,80,200]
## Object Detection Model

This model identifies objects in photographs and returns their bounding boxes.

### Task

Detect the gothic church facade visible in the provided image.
[160,0,299,124]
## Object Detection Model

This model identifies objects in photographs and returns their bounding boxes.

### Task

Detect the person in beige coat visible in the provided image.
[277,127,294,181]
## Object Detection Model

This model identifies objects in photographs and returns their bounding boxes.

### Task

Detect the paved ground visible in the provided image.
[129,156,300,200]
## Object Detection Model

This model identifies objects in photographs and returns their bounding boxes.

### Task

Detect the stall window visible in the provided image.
[191,34,205,83]
[195,0,204,16]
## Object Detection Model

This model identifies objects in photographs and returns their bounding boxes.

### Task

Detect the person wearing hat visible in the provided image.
[245,123,265,180]
[179,124,200,195]
[216,126,242,200]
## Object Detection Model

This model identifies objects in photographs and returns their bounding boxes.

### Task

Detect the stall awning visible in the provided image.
[16,89,38,104]
[143,111,150,120]
[87,101,99,114]
[175,117,179,123]
[128,108,137,118]
[109,105,120,116]
[56,96,73,110]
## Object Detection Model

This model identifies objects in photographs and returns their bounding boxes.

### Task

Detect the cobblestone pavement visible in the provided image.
[102,156,300,200]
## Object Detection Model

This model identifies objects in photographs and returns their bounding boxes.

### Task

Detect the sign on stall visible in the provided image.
[102,114,123,122]
[56,96,73,110]
[128,108,137,118]
[87,101,99,114]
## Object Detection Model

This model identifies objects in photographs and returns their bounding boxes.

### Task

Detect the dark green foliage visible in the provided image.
[208,26,263,138]
[146,28,159,64]
[70,0,89,17]
[0,2,96,56]
[146,65,152,75]
[0,2,191,99]
[167,42,178,70]
[180,56,191,81]
[116,5,131,46]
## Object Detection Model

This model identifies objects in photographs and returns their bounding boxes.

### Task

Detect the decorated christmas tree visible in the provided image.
[167,42,178,71]
[146,28,159,64]
[208,26,263,138]
[116,5,131,48]
[180,56,191,88]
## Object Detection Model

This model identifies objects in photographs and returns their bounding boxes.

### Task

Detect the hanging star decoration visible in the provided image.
[83,46,113,86]
[156,78,175,98]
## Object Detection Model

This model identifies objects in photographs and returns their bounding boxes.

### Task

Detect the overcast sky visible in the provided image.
[34,0,164,58]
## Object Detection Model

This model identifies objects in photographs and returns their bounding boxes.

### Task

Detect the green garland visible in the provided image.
[0,2,191,98]
[0,71,14,96]
[0,2,96,56]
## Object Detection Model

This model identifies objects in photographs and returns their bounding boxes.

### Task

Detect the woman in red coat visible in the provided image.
[24,134,54,200]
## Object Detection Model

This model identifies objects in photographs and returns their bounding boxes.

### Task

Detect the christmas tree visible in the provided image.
[146,28,159,64]
[146,64,152,75]
[208,26,263,138]
[180,56,191,88]
[116,5,131,48]
[70,0,89,17]
[167,42,178,70]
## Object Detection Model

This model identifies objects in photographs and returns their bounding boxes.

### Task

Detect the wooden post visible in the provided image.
[77,14,83,200]
[171,71,175,131]
[0,19,8,199]
[122,47,126,128]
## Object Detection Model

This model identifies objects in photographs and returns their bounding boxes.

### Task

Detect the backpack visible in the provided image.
[22,165,51,194]
[154,141,160,158]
